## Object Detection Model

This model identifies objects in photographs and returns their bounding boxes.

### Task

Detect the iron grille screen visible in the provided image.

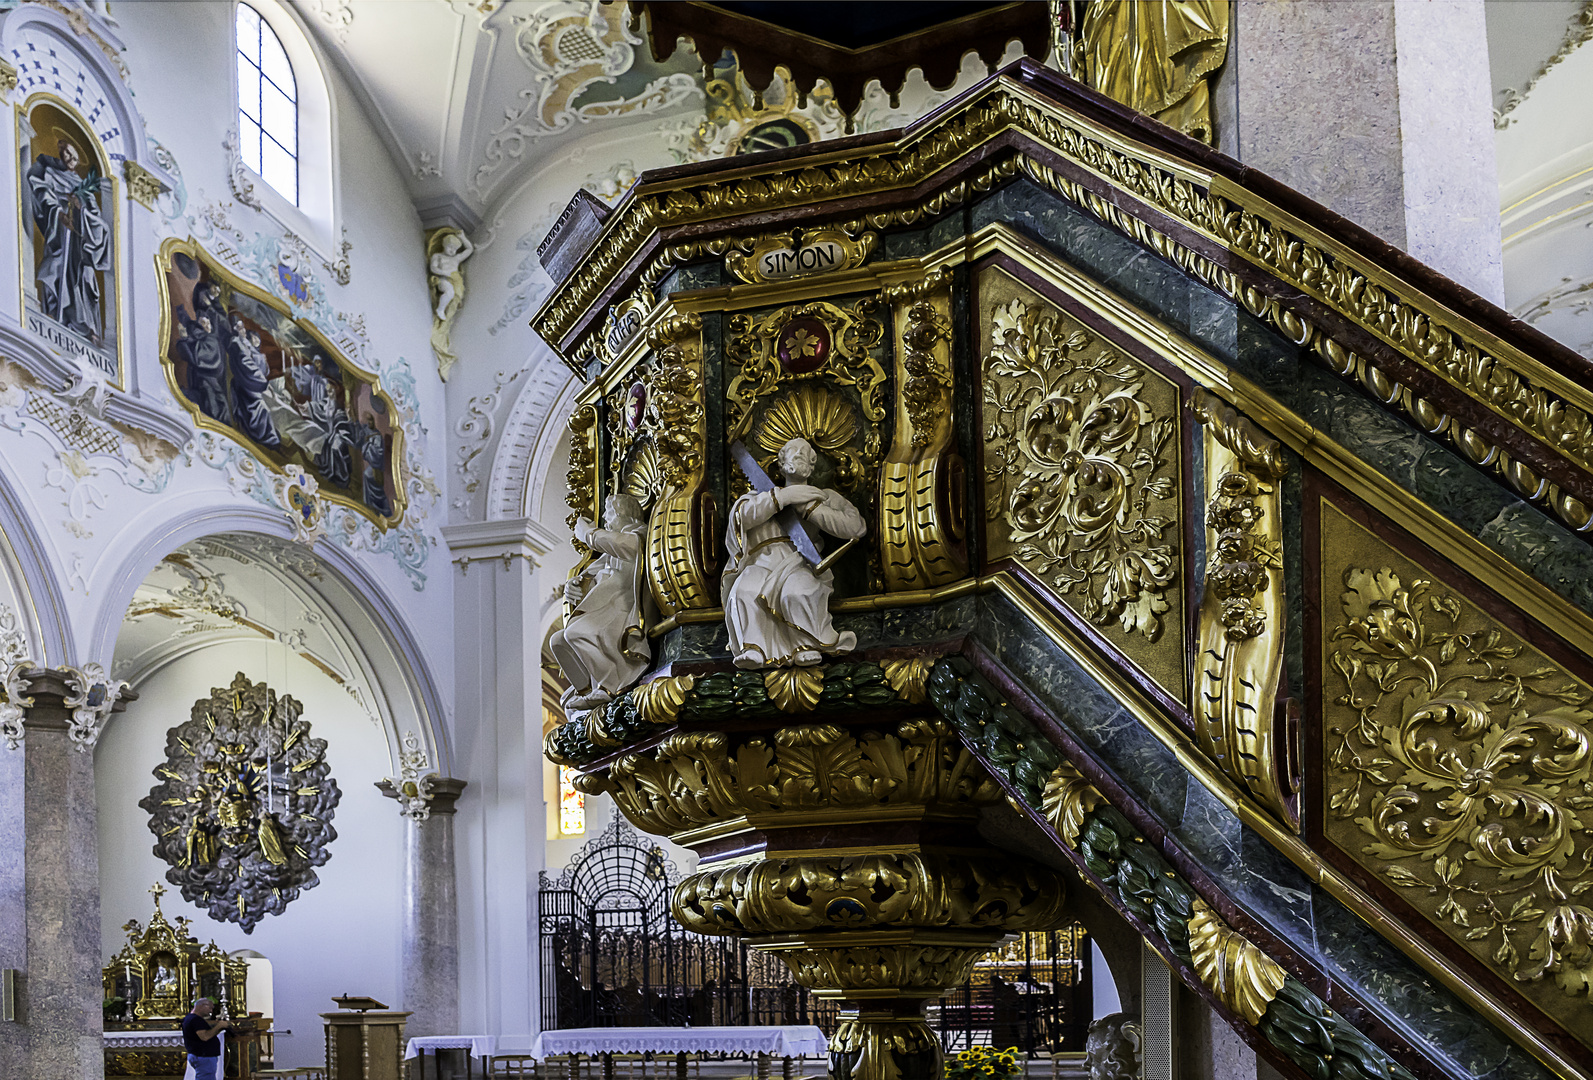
[538,819,1092,1054]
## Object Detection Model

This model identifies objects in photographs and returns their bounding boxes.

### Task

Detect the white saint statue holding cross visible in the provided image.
[723,437,867,669]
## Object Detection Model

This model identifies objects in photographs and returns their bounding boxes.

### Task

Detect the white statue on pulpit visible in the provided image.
[551,494,650,709]
[723,437,867,669]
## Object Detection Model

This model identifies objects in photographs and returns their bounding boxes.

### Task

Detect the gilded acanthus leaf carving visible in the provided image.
[596,719,1003,837]
[1191,396,1296,827]
[1325,537,1593,1011]
[564,403,599,533]
[1040,760,1105,850]
[981,291,1181,647]
[1189,899,1287,1025]
[674,852,1067,937]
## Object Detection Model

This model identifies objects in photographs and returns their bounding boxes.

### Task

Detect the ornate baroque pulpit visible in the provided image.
[535,58,1593,1080]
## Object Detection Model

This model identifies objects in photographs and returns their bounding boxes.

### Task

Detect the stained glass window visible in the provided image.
[236,3,298,205]
[558,765,584,836]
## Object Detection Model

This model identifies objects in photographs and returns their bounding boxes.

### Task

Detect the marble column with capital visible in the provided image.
[378,775,467,1040]
[0,666,131,1080]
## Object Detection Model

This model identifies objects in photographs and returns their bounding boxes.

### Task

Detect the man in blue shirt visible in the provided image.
[180,996,231,1080]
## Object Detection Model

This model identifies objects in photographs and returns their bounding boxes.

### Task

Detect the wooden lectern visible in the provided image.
[321,998,410,1080]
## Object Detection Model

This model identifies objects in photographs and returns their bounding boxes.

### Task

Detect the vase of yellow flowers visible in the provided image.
[944,1046,1024,1078]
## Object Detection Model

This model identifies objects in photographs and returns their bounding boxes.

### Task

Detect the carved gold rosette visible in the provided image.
[585,718,1068,1080]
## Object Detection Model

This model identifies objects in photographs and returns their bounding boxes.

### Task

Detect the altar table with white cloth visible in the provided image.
[404,1035,497,1079]
[528,1026,828,1078]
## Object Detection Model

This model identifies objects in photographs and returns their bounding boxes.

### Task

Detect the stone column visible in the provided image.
[441,518,562,1040]
[378,776,467,1039]
[0,667,130,1080]
[1215,0,1504,303]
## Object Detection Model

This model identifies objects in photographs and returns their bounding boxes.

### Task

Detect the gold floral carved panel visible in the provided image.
[978,267,1185,702]
[1320,499,1593,1041]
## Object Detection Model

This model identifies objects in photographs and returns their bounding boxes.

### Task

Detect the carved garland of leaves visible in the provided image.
[1327,567,1593,997]
[565,403,599,533]
[898,290,954,448]
[982,298,1178,641]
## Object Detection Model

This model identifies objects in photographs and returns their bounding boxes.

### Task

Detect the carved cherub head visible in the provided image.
[777,437,816,483]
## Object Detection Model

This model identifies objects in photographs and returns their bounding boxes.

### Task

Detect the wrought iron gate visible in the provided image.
[538,817,1091,1053]
[539,817,838,1034]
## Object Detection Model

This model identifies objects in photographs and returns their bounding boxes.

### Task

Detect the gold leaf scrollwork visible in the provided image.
[726,299,887,469]
[1191,391,1296,827]
[766,943,994,999]
[641,315,714,615]
[1188,899,1287,1025]
[1323,514,1593,1017]
[981,287,1182,673]
[1040,759,1105,850]
[885,271,955,450]
[673,852,1067,937]
[646,315,707,490]
[564,403,599,533]
[881,269,965,592]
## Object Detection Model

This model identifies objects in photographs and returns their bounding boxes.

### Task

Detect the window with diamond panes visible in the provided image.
[236,3,298,205]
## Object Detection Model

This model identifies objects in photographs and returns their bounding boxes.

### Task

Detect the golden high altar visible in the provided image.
[535,57,1593,1080]
[102,884,269,1079]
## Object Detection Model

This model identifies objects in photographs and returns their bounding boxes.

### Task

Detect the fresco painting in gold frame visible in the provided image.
[156,237,406,528]
[17,93,123,386]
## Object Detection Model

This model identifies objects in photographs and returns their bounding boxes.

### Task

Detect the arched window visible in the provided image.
[235,2,298,205]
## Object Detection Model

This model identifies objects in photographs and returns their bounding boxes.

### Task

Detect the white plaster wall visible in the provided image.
[96,640,402,1070]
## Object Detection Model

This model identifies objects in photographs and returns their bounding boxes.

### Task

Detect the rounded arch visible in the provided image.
[543,814,678,923]
[88,501,448,775]
[486,351,578,521]
[0,458,72,668]
[0,5,174,180]
[229,0,340,255]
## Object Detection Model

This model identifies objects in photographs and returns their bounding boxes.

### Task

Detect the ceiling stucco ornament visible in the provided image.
[471,0,701,193]
[299,0,354,45]
[1516,275,1593,358]
[221,127,263,211]
[140,672,341,933]
[1495,1,1593,128]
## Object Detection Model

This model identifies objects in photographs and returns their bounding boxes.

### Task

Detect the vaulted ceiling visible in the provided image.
[298,0,704,230]
[295,1,1593,357]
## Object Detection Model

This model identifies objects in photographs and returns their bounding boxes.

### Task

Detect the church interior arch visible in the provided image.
[96,529,443,1068]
